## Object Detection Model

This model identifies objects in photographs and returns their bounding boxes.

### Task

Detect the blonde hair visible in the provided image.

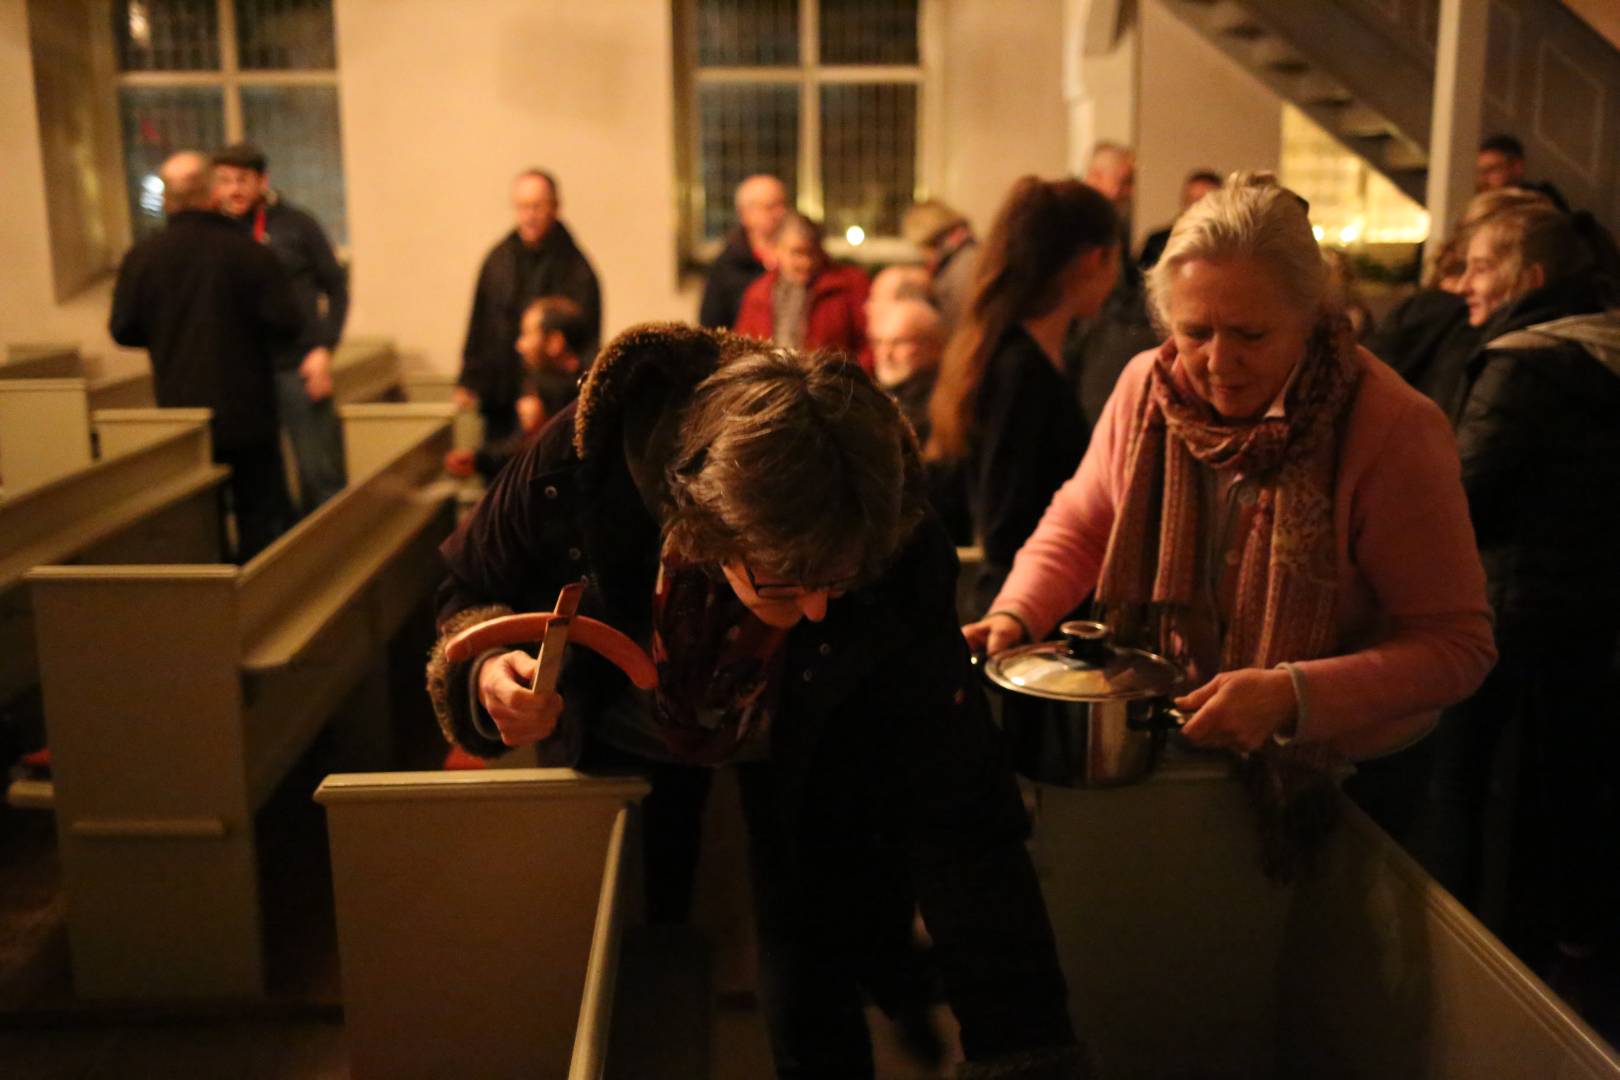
[1147,171,1328,328]
[1424,187,1553,289]
[1471,200,1588,307]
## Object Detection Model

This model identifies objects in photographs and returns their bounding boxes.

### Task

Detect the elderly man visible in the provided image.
[457,168,601,443]
[109,150,302,561]
[864,263,930,328]
[699,174,789,330]
[213,142,350,514]
[903,199,977,341]
[1064,141,1157,430]
[871,298,971,546]
[1084,141,1136,223]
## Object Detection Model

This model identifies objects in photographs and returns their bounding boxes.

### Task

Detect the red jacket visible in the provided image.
[733,263,873,371]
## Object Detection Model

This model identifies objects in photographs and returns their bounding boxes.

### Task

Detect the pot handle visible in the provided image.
[1127,703,1191,733]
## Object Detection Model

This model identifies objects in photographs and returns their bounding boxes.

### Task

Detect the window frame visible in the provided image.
[112,0,346,248]
[673,0,945,268]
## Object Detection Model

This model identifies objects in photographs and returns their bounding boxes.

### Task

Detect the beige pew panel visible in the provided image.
[331,337,403,405]
[1036,757,1620,1079]
[316,771,649,1080]
[25,405,455,1001]
[0,378,94,495]
[1,345,80,379]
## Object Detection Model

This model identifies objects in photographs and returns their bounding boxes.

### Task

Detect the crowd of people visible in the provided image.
[107,130,1618,1077]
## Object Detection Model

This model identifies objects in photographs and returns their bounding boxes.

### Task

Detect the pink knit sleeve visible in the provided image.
[1291,394,1497,752]
[987,354,1146,640]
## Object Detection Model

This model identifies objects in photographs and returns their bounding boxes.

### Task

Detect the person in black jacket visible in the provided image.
[426,324,1084,1079]
[1430,198,1620,970]
[698,173,789,330]
[457,169,601,443]
[926,177,1121,615]
[212,142,350,514]
[109,150,302,561]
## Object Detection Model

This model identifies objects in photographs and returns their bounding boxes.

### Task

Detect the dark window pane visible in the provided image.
[118,86,225,239]
[818,0,917,64]
[235,0,337,70]
[241,85,348,244]
[696,0,798,66]
[820,83,915,239]
[112,0,220,71]
[697,83,800,242]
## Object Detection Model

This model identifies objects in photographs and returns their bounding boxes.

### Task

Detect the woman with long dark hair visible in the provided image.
[926,176,1121,610]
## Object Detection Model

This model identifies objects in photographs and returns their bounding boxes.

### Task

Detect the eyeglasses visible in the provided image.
[742,561,860,599]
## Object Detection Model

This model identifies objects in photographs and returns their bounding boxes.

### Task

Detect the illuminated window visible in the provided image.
[113,0,347,244]
[1279,105,1429,248]
[675,0,936,262]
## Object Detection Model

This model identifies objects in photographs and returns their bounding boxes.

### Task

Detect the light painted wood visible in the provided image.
[25,406,455,1001]
[0,378,94,495]
[1425,0,1489,237]
[0,408,224,705]
[330,337,404,405]
[403,371,484,451]
[570,806,635,1080]
[1,344,80,379]
[315,770,649,1080]
[1036,753,1620,1078]
[86,369,154,410]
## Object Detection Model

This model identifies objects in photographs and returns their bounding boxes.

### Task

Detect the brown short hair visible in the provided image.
[663,348,926,585]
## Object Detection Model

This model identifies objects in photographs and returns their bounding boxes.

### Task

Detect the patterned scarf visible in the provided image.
[1096,316,1361,673]
[650,555,790,764]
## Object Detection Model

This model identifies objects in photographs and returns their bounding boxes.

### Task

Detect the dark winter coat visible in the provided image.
[974,325,1090,604]
[109,210,302,450]
[1368,288,1480,417]
[427,323,1079,1070]
[733,264,872,369]
[459,224,601,410]
[697,227,766,330]
[1453,274,1620,631]
[242,196,349,370]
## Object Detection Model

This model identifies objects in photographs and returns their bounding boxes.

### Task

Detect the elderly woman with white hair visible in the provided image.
[963,173,1497,838]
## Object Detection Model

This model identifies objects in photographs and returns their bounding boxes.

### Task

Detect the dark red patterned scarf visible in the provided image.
[650,555,789,764]
[1096,316,1362,671]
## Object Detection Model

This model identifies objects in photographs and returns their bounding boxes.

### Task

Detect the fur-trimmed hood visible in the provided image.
[572,321,762,463]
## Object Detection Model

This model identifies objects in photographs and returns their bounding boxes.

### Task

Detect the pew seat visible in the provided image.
[24,403,456,1001]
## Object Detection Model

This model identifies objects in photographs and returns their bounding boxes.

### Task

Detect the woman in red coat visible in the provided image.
[734,212,873,370]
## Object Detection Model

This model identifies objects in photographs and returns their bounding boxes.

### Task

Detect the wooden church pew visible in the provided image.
[314,769,649,1080]
[1036,756,1620,1078]
[24,403,457,1002]
[0,407,226,707]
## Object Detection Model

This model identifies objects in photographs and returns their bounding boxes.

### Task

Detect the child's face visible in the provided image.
[515,309,544,368]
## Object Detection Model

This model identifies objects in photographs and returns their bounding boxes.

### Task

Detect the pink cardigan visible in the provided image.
[991,347,1497,759]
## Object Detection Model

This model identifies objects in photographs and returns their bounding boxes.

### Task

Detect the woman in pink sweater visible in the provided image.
[965,173,1496,833]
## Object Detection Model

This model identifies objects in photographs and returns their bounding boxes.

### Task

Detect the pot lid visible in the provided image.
[982,620,1182,703]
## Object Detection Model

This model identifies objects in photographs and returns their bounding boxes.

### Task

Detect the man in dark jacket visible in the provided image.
[109,150,302,561]
[458,169,601,443]
[698,173,788,330]
[212,142,350,514]
[427,324,1085,1078]
[1433,200,1620,969]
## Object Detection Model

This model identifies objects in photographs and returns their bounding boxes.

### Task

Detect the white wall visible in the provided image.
[1135,0,1284,249]
[939,0,1071,233]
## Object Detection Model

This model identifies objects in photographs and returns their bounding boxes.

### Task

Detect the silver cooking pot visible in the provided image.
[980,620,1188,788]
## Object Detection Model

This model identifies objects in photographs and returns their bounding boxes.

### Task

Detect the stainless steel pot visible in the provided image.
[981,620,1187,788]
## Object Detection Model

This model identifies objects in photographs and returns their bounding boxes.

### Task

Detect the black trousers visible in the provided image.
[214,439,294,563]
[1422,621,1620,955]
[576,741,924,1079]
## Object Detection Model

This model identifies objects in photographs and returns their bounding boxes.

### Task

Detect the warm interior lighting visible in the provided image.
[845,225,866,245]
